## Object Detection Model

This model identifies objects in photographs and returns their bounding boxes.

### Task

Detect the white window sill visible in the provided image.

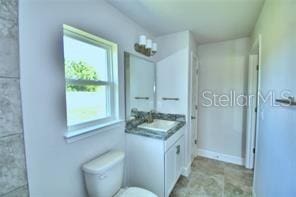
[64,120,124,143]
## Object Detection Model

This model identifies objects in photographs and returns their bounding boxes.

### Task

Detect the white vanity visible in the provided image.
[126,122,185,197]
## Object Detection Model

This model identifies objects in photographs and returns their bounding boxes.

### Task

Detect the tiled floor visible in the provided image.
[170,156,253,197]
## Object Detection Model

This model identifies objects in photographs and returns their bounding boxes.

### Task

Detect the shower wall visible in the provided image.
[0,0,28,196]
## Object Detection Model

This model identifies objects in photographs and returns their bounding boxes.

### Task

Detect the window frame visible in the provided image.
[63,24,119,139]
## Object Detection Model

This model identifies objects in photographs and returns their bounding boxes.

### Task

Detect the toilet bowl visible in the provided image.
[114,187,157,197]
[82,150,157,197]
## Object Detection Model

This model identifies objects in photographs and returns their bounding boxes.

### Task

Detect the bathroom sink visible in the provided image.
[138,119,178,132]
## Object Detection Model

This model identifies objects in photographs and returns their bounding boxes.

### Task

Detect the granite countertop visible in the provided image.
[125,111,186,140]
[125,121,185,140]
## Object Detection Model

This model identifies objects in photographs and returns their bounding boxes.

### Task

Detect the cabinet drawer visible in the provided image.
[164,125,185,152]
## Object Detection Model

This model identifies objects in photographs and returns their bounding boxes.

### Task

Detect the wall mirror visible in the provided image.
[124,52,156,119]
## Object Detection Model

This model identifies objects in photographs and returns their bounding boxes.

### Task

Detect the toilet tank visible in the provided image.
[82,150,125,197]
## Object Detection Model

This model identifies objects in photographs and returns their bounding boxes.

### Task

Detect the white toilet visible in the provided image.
[82,150,157,197]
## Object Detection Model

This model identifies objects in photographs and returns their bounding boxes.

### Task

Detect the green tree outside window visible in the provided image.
[65,60,100,92]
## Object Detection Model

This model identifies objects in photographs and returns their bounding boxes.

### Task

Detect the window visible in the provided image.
[63,25,119,138]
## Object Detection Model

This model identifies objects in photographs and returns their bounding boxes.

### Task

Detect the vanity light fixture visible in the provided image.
[134,35,157,57]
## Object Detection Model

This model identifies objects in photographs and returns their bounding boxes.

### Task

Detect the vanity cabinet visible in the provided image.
[126,126,185,197]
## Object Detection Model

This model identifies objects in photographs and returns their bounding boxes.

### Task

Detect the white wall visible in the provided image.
[154,31,191,62]
[252,0,296,196]
[19,0,154,196]
[197,38,250,163]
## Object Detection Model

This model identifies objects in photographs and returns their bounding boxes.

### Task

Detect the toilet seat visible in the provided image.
[114,187,157,197]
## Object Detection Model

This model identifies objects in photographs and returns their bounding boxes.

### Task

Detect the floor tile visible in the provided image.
[171,157,254,197]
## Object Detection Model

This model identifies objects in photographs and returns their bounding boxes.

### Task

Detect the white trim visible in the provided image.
[245,54,258,169]
[65,120,124,143]
[252,187,257,197]
[63,24,120,139]
[181,161,192,177]
[189,51,199,163]
[197,148,245,166]
[193,147,199,158]
[253,33,262,193]
[245,34,262,192]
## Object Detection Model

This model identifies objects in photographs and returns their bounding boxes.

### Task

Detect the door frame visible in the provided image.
[245,34,262,171]
[189,51,199,160]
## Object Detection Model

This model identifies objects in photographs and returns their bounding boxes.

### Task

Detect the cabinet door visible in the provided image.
[165,144,176,197]
[126,134,165,197]
[175,136,185,178]
[156,49,189,114]
[165,136,185,197]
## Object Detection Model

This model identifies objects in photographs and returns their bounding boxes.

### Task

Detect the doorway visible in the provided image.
[245,35,262,170]
[190,52,199,161]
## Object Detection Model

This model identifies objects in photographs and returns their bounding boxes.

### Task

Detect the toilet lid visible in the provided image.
[120,187,157,197]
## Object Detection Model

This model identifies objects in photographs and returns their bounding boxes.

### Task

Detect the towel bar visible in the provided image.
[275,97,296,106]
[134,97,149,100]
[162,97,179,101]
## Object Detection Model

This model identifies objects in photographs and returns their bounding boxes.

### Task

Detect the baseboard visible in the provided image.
[193,147,199,158]
[181,162,192,177]
[197,148,245,166]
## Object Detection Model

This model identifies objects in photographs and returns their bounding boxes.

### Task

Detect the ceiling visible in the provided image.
[107,0,264,44]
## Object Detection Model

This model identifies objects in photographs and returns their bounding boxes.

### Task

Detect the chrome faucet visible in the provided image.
[131,108,140,119]
[146,110,154,123]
